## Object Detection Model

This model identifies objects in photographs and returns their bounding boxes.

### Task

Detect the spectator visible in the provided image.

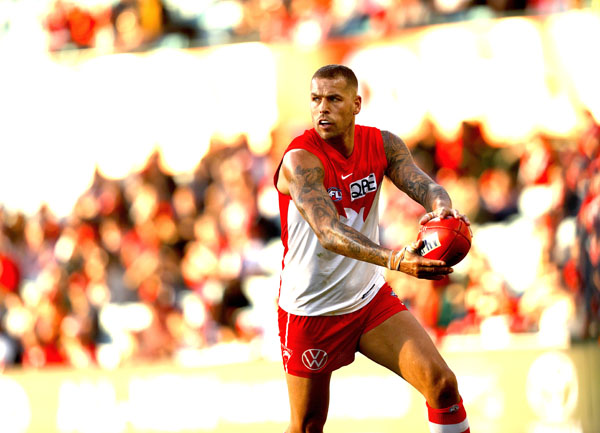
[1,112,599,370]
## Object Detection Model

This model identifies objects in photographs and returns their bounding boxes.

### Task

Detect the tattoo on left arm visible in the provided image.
[381,130,451,211]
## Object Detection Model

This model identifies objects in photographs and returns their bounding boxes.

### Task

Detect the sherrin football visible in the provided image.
[417,217,471,266]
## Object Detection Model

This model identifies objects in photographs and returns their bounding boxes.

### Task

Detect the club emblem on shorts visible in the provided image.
[281,344,293,370]
[328,187,342,202]
[302,349,328,371]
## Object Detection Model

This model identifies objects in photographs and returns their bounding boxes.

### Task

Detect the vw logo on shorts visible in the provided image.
[302,349,328,371]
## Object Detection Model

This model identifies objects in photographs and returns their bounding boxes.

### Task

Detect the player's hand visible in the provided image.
[389,240,453,280]
[419,207,472,236]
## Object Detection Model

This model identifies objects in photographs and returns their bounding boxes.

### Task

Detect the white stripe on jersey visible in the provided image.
[279,189,385,316]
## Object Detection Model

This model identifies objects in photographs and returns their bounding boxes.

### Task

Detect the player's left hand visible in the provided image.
[419,207,471,234]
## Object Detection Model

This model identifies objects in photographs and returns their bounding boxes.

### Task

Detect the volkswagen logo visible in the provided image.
[301,349,328,371]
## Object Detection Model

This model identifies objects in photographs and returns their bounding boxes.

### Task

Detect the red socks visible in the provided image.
[426,398,470,433]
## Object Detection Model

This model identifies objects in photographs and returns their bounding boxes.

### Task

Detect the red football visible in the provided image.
[416,217,471,266]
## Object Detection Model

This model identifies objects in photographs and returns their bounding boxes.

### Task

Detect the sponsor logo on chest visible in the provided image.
[349,173,377,201]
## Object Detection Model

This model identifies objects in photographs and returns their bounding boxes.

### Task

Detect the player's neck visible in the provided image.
[324,126,355,159]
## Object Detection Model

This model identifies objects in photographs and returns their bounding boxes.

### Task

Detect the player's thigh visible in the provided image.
[285,372,331,427]
[358,310,450,388]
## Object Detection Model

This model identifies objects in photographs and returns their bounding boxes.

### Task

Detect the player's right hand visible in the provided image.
[389,240,453,280]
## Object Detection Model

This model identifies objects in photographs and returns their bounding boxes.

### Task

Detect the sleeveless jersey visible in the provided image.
[274,125,388,316]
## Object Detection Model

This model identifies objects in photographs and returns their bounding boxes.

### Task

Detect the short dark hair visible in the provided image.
[312,65,358,90]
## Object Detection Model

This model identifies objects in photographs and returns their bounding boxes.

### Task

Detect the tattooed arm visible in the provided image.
[278,149,391,268]
[277,149,452,278]
[381,130,451,212]
[381,130,471,227]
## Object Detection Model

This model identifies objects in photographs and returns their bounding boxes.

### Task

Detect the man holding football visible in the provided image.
[274,64,472,433]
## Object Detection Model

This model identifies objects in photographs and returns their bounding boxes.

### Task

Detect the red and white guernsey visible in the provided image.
[275,125,388,316]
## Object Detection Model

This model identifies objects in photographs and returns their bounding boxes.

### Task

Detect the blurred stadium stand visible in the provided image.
[0,0,596,51]
[0,1,599,432]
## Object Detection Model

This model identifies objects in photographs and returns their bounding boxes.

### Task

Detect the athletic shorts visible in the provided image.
[278,282,407,378]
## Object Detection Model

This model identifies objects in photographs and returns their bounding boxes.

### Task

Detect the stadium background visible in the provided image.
[0,1,599,432]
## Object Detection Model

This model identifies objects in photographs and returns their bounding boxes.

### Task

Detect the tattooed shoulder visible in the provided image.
[381,130,410,168]
[293,164,324,194]
[294,164,323,183]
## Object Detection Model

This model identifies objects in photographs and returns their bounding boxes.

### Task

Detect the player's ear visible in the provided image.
[353,95,362,115]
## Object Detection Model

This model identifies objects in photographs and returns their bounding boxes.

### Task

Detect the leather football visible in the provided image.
[416,217,471,266]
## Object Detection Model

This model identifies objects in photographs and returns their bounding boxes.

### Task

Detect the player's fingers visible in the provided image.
[455,212,473,236]
[420,273,448,280]
[413,266,453,279]
[409,240,423,251]
[408,262,452,278]
[466,220,473,236]
[402,241,422,256]
[454,210,470,225]
[427,267,453,274]
[417,257,447,267]
[419,213,433,225]
[438,208,453,219]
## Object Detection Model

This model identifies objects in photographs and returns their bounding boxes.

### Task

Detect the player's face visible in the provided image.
[310,77,361,142]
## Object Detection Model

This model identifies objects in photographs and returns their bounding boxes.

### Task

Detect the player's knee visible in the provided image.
[425,365,459,407]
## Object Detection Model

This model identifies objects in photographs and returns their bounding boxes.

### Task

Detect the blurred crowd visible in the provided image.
[0,111,598,370]
[381,114,600,346]
[0,137,282,369]
[27,0,596,52]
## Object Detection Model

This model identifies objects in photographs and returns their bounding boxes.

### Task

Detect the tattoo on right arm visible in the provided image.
[288,160,391,267]
[290,164,339,229]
